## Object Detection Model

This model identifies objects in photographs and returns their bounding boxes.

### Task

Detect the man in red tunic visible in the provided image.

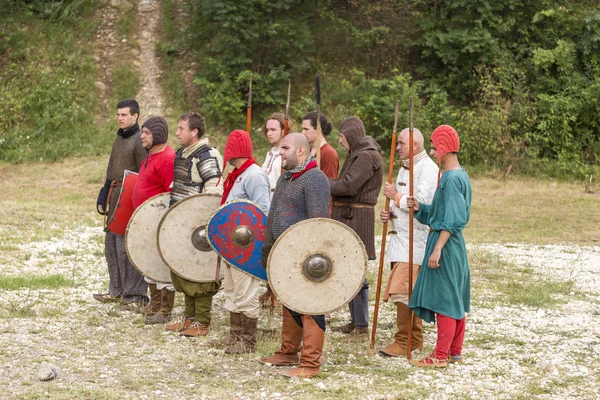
[131,116,176,320]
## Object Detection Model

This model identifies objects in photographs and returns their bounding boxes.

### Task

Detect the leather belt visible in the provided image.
[333,201,374,209]
[388,230,397,235]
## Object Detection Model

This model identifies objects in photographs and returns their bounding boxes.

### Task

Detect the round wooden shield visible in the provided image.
[207,200,268,281]
[125,193,172,283]
[267,218,368,315]
[157,193,223,283]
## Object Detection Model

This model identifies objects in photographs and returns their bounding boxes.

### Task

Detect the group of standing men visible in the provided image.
[95,97,472,377]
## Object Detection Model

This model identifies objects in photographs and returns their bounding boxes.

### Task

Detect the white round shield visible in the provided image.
[157,193,223,283]
[126,193,172,283]
[267,218,367,315]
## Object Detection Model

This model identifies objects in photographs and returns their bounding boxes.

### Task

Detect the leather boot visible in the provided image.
[225,313,257,354]
[282,315,324,378]
[145,289,176,325]
[145,284,162,316]
[379,302,423,357]
[210,312,242,347]
[259,308,302,365]
[165,317,192,332]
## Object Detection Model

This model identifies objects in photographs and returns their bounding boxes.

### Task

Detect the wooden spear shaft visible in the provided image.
[370,100,399,352]
[283,79,291,137]
[407,97,415,359]
[246,74,253,133]
[315,73,322,167]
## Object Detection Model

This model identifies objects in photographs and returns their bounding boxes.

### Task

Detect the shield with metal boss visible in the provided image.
[157,193,223,283]
[207,200,268,281]
[267,218,367,315]
[105,169,138,235]
[125,193,172,283]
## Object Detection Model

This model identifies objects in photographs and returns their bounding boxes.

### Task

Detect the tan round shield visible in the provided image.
[125,193,172,283]
[267,218,367,315]
[157,193,223,283]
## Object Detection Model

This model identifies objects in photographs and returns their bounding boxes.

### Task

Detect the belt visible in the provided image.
[332,201,374,209]
[270,188,275,192]
[388,230,397,235]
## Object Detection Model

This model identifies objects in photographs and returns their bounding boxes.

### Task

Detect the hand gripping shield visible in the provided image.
[267,218,367,315]
[125,193,172,283]
[157,193,223,283]
[105,170,138,235]
[207,200,268,281]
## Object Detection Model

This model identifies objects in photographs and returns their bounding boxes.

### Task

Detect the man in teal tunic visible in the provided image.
[406,125,472,368]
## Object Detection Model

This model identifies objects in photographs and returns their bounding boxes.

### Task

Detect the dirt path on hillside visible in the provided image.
[93,0,165,121]
[135,0,164,118]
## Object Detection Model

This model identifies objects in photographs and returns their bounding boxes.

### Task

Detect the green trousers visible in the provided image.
[171,272,220,324]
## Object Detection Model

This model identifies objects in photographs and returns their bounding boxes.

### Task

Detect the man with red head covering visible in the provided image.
[218,129,270,354]
[406,125,472,368]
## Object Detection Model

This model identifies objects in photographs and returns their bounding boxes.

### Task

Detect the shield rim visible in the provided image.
[267,218,368,315]
[207,199,268,282]
[125,192,172,283]
[156,193,222,283]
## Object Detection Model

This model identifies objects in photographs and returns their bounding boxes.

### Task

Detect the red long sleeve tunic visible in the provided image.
[132,146,176,209]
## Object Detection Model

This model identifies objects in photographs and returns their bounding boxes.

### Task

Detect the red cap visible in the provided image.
[431,125,460,159]
[223,129,253,164]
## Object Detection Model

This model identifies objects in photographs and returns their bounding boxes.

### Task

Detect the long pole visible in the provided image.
[246,74,253,133]
[407,97,415,359]
[315,73,322,167]
[283,79,291,137]
[370,100,399,352]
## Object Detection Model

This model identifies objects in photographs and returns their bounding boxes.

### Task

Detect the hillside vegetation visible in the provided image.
[1,0,599,179]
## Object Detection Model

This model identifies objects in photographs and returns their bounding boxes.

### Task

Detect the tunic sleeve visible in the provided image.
[440,175,469,234]
[305,172,330,218]
[160,156,174,192]
[414,203,431,225]
[329,153,376,197]
[244,170,271,213]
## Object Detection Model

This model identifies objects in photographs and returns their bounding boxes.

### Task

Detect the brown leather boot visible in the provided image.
[180,321,210,337]
[210,312,242,347]
[379,302,423,357]
[282,315,324,378]
[225,313,257,354]
[165,317,192,332]
[145,284,162,316]
[259,308,302,365]
[145,289,176,325]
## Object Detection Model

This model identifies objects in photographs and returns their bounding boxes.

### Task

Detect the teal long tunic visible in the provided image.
[408,169,472,323]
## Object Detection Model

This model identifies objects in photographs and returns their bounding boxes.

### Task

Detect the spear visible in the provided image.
[246,74,253,133]
[283,79,291,137]
[315,73,322,166]
[370,100,399,352]
[407,97,415,359]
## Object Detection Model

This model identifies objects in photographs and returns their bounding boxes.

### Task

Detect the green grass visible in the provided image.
[471,250,574,308]
[0,274,74,290]
[112,64,141,103]
[0,1,105,163]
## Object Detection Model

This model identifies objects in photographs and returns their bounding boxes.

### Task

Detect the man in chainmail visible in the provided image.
[163,112,224,337]
[329,116,384,337]
[95,99,149,311]
[260,132,330,378]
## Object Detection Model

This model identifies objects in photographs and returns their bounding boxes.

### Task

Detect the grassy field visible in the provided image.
[0,155,599,399]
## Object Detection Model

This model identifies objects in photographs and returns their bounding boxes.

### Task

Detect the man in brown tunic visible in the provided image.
[329,116,383,335]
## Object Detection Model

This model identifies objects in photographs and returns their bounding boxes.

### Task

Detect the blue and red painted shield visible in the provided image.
[207,200,268,281]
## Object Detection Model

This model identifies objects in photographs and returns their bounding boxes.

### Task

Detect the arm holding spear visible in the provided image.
[370,100,399,352]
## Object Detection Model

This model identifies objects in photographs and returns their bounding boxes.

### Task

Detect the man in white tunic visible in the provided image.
[379,127,438,357]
